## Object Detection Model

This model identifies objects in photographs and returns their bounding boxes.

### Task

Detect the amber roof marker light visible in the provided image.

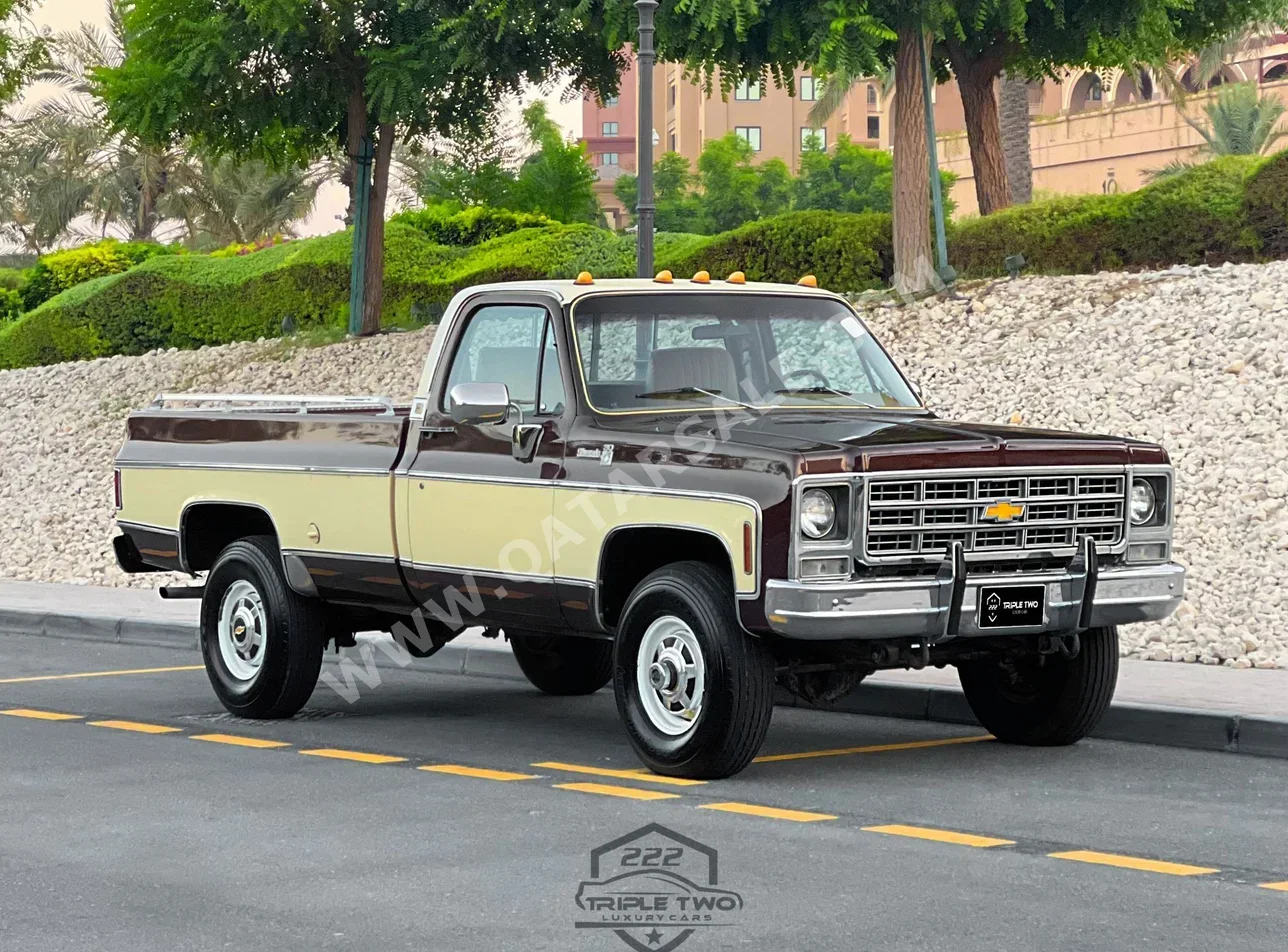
[797,274,818,287]
[726,271,746,284]
[574,271,594,285]
[691,270,711,284]
[654,270,674,283]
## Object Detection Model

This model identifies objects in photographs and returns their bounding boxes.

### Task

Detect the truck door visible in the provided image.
[401,295,570,631]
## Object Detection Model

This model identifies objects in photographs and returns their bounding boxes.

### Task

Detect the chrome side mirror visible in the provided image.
[448,382,511,426]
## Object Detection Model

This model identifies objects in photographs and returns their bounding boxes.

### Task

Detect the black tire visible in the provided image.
[613,561,774,779]
[200,535,325,719]
[509,632,613,696]
[957,626,1119,746]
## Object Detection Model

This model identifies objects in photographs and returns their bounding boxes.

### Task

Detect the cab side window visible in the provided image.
[444,304,565,416]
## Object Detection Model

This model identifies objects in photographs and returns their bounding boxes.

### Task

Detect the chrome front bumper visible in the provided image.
[763,554,1185,641]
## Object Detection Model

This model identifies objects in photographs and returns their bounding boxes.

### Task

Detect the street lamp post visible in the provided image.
[918,32,953,285]
[635,0,659,277]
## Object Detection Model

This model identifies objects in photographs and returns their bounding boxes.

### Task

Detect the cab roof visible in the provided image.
[457,277,843,304]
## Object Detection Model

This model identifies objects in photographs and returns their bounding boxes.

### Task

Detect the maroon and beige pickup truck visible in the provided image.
[112,273,1183,778]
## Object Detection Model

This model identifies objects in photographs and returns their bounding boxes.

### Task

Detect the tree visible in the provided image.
[510,102,601,224]
[796,133,957,216]
[162,156,324,247]
[0,116,93,253]
[100,0,622,335]
[697,133,766,232]
[890,29,933,295]
[614,151,709,232]
[998,73,1033,203]
[1148,81,1288,178]
[409,116,521,209]
[0,0,43,108]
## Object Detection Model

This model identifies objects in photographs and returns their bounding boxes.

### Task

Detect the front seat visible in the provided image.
[647,347,739,398]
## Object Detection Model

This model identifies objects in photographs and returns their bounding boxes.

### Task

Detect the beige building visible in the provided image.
[582,39,1288,225]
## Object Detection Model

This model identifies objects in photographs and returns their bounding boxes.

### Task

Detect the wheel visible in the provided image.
[509,632,613,695]
[200,535,325,718]
[957,626,1119,746]
[613,561,775,779]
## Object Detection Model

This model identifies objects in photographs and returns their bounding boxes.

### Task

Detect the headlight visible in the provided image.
[1130,479,1156,526]
[800,488,836,539]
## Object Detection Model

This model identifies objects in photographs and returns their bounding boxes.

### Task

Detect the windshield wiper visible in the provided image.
[635,386,753,409]
[774,386,878,408]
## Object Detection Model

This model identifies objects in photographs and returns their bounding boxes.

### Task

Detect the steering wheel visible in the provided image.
[782,367,832,389]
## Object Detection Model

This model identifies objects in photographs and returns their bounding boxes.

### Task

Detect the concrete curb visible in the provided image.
[4,607,1285,761]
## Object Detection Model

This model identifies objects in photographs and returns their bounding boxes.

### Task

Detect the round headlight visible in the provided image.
[1130,479,1156,526]
[800,488,836,539]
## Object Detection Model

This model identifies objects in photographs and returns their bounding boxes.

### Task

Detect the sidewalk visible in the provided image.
[2,579,1285,759]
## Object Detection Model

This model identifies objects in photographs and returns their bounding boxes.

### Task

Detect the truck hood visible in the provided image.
[616,411,1166,471]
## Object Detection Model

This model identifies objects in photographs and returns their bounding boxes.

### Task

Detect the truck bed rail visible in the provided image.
[148,393,397,415]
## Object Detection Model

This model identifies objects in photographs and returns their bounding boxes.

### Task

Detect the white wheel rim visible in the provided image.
[217,579,266,682]
[636,615,705,736]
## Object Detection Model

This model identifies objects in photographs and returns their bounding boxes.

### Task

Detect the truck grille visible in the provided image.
[863,471,1126,560]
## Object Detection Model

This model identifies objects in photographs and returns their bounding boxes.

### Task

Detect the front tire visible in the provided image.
[200,535,325,719]
[509,632,613,696]
[613,561,774,779]
[957,626,1119,746]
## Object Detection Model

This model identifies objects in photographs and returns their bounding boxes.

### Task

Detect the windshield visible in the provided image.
[571,292,921,413]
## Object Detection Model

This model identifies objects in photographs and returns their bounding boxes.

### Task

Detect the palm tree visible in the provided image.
[0,116,95,253]
[998,73,1032,204]
[162,156,324,248]
[1148,81,1287,180]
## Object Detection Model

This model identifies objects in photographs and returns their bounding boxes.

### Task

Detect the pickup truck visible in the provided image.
[112,272,1184,779]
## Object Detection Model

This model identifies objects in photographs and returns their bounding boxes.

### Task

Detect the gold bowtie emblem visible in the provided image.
[983,501,1025,522]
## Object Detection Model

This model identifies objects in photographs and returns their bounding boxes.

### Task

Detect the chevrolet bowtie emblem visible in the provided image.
[983,500,1025,522]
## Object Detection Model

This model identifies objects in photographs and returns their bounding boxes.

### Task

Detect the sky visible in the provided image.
[26,0,586,237]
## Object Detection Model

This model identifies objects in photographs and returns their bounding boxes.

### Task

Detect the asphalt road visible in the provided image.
[2,632,1286,952]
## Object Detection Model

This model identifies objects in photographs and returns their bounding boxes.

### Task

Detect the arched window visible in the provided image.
[866,84,877,106]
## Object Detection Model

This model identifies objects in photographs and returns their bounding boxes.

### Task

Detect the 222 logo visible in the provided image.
[574,824,744,952]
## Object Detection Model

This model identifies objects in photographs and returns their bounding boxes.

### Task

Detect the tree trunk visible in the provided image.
[359,122,394,336]
[999,73,1033,204]
[345,87,365,227]
[952,52,1011,216]
[891,29,933,297]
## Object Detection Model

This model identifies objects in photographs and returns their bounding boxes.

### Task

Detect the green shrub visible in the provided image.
[1,288,21,323]
[0,267,23,292]
[18,239,184,311]
[1245,148,1288,259]
[660,211,892,291]
[950,157,1260,276]
[392,205,552,246]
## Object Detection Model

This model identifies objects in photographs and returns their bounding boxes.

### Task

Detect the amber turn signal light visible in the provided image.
[691,270,711,284]
[574,271,594,285]
[797,274,818,287]
[654,270,673,283]
[726,271,746,284]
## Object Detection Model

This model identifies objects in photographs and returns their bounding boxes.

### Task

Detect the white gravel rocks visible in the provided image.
[1,259,1285,666]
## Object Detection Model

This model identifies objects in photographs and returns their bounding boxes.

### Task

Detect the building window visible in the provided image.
[601,152,619,166]
[604,95,619,107]
[734,78,761,101]
[669,132,677,151]
[800,127,826,151]
[669,84,676,107]
[734,126,763,152]
[601,121,618,137]
[867,84,877,106]
[799,76,818,101]
[866,116,880,139]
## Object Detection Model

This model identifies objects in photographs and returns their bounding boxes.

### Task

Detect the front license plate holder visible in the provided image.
[978,585,1045,629]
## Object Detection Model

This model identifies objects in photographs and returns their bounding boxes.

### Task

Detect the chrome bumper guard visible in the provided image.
[764,539,1184,641]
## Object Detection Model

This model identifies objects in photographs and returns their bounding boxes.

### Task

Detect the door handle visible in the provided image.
[511,424,543,463]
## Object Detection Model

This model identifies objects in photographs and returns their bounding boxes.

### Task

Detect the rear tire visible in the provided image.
[957,626,1119,746]
[509,632,613,696]
[200,535,325,719]
[613,561,774,779]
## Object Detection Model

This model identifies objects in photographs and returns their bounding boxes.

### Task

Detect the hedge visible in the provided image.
[949,157,1261,276]
[1245,149,1288,259]
[391,205,552,246]
[19,239,185,311]
[0,267,23,291]
[660,210,893,291]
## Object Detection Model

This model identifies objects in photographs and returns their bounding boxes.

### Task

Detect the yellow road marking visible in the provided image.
[88,719,183,735]
[191,733,291,749]
[299,748,408,765]
[699,802,836,823]
[864,824,1014,848]
[420,764,538,782]
[1260,882,1288,892]
[754,734,994,763]
[1049,850,1219,877]
[533,761,706,787]
[554,782,681,802]
[1,708,83,721]
[0,665,204,684]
